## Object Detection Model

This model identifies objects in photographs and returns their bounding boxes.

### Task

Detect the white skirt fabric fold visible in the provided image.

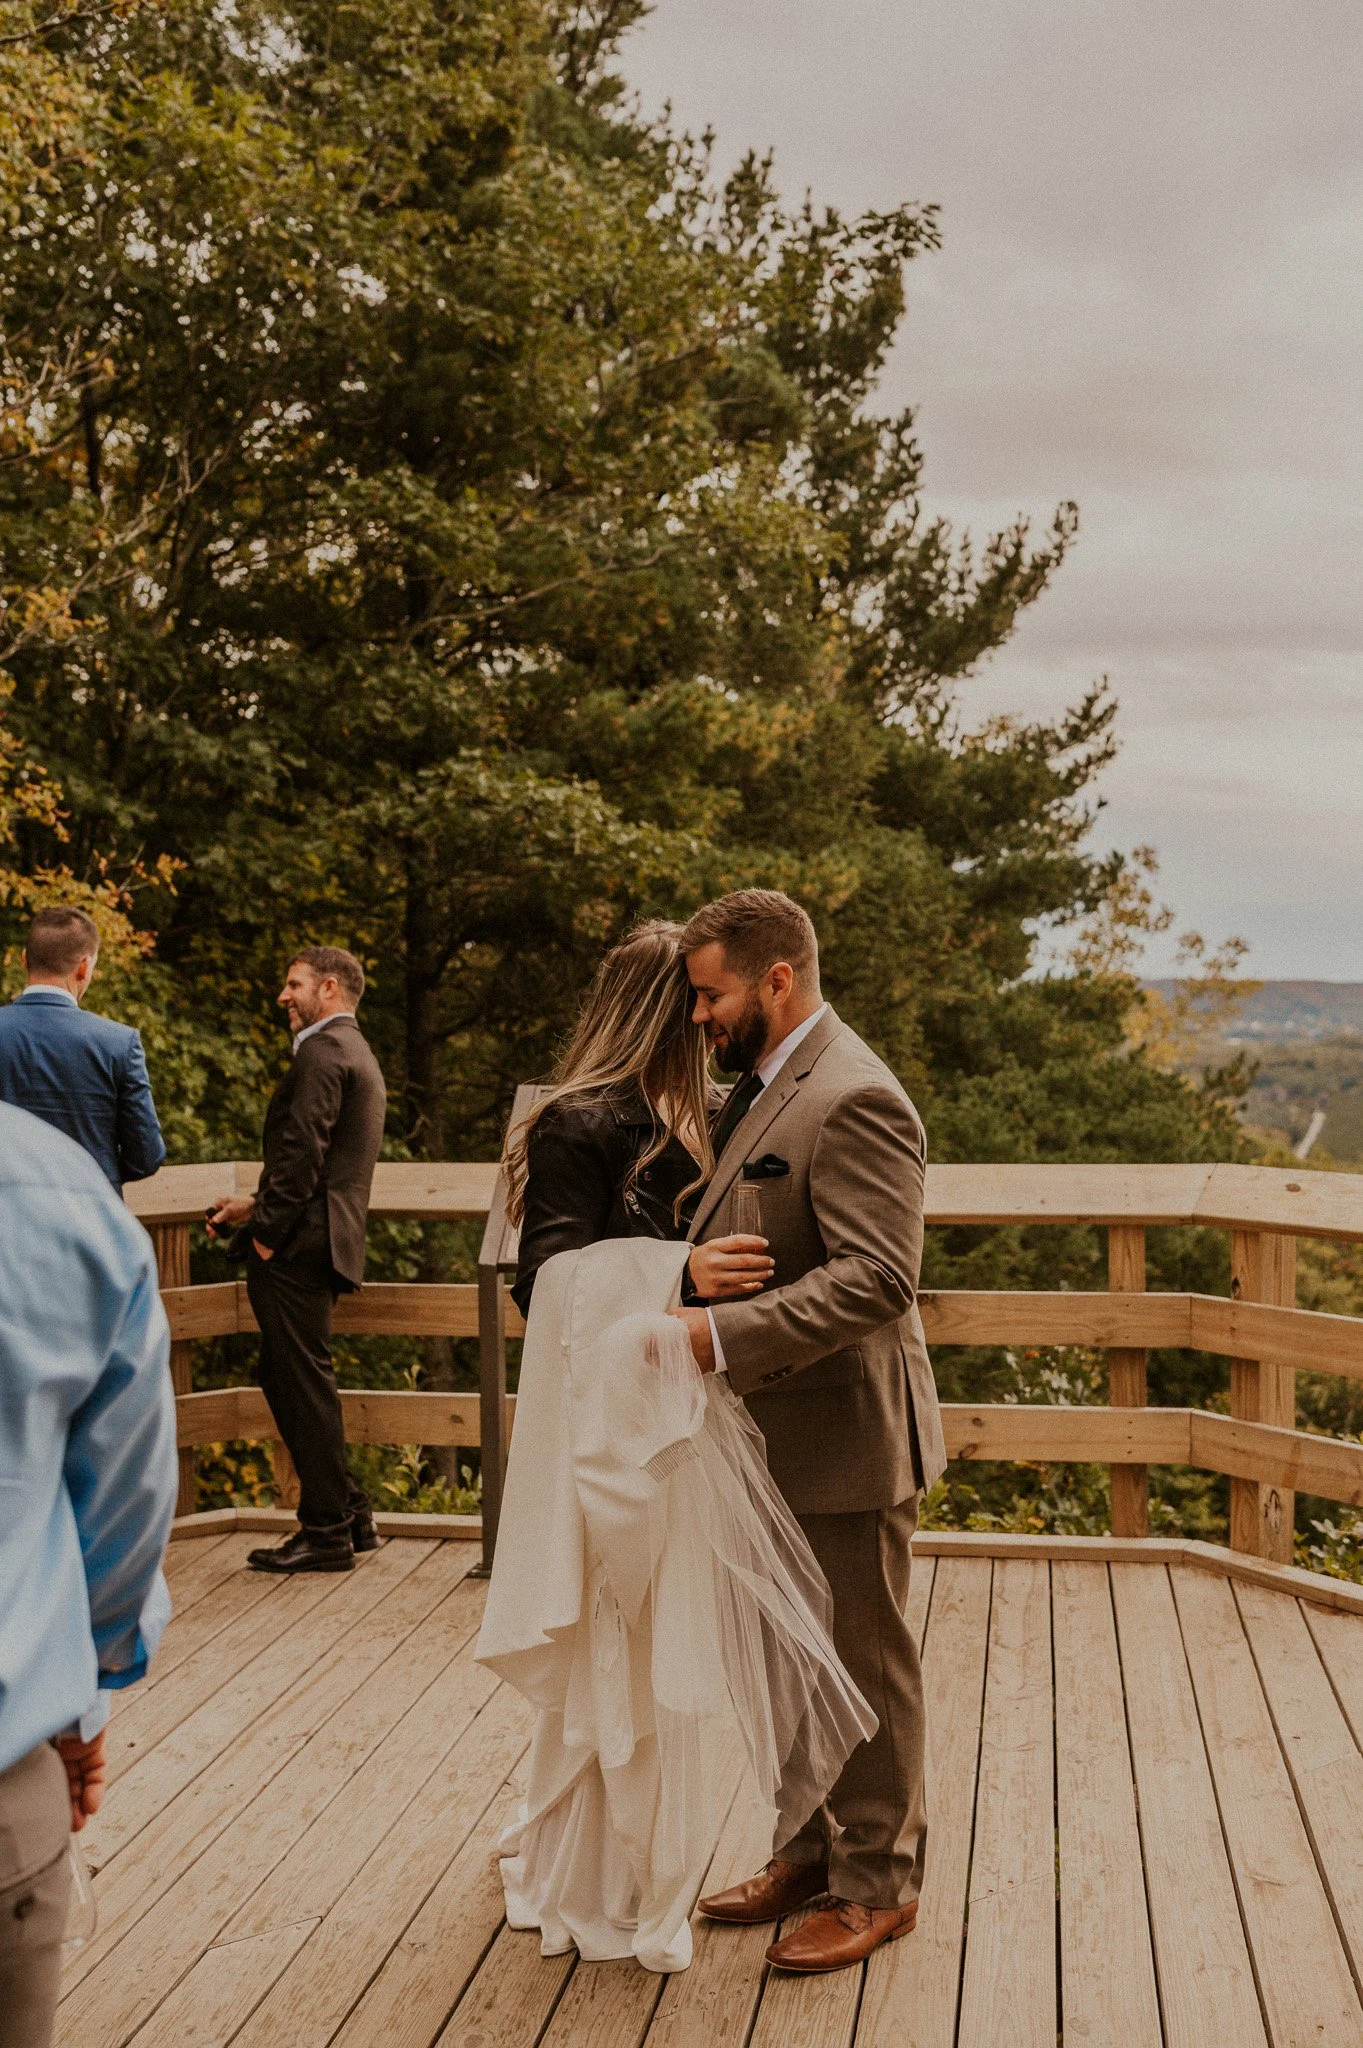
[476,1238,876,1973]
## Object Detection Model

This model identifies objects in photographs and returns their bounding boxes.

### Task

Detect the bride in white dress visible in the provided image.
[475,927,875,1972]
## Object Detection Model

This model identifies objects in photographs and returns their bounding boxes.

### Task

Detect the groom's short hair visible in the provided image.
[681,890,819,990]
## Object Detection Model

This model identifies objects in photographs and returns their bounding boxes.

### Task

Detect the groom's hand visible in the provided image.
[667,1306,716,1375]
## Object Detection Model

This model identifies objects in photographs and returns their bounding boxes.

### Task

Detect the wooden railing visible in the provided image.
[127,1158,1363,1574]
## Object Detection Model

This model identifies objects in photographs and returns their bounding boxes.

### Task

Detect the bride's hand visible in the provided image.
[687,1234,775,1299]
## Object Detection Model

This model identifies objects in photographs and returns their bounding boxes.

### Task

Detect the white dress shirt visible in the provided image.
[292,1010,355,1055]
[704,1004,828,1369]
[18,983,77,1004]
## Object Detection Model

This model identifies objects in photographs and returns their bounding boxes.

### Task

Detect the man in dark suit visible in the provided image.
[0,906,165,1190]
[207,946,386,1575]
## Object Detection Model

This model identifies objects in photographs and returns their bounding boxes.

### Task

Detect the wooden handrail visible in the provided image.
[145,1156,1363,1570]
[128,1157,1363,1241]
[171,1386,1363,1515]
[158,1281,1363,1383]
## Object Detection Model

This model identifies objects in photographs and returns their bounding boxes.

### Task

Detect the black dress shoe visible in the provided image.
[247,1528,355,1573]
[349,1502,379,1553]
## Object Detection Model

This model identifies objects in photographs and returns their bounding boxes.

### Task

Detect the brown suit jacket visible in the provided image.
[690,1007,945,1516]
[252,1016,386,1290]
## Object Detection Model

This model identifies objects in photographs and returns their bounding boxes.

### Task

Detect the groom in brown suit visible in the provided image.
[669,889,944,1975]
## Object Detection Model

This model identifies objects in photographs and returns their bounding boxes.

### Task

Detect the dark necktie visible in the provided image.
[713,1071,763,1158]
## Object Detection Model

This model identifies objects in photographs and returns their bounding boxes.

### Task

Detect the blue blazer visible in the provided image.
[0,989,166,1189]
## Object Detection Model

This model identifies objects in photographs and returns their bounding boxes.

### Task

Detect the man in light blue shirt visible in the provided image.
[0,1101,177,2046]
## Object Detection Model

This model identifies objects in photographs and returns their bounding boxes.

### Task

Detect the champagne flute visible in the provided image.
[731,1181,764,1243]
[63,1843,98,1954]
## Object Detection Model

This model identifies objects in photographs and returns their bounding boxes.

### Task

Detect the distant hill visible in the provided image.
[1141,981,1363,1160]
[1145,980,1363,1044]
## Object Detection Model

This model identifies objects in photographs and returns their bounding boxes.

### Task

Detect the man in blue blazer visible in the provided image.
[0,906,165,1190]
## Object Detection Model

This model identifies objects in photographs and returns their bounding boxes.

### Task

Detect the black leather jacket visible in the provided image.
[511,1086,700,1319]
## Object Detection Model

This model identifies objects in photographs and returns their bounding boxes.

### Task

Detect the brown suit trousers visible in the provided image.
[689,1007,940,1904]
[779,1497,927,1905]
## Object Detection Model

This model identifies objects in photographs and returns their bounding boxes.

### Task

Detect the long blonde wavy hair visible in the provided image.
[504,920,714,1227]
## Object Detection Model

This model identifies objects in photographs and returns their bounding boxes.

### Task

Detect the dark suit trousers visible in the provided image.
[776,1494,927,1907]
[246,1249,367,1532]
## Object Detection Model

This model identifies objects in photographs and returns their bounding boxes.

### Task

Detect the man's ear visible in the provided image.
[768,962,794,1004]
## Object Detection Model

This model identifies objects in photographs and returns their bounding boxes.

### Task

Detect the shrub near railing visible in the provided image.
[128,1158,1363,1573]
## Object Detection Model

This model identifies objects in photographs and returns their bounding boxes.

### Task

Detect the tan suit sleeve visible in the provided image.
[711,1083,924,1398]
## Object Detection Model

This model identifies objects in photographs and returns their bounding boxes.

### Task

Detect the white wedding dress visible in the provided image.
[475,1237,876,1973]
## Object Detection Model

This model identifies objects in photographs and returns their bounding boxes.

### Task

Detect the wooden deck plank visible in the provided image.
[1111,1564,1268,2048]
[159,1529,233,1586]
[58,1547,480,2048]
[857,1556,988,2048]
[955,1558,1055,2048]
[58,1542,445,2014]
[532,1954,664,2048]
[1237,1582,1363,2003]
[66,1542,1363,2048]
[439,1924,576,2048]
[116,1542,282,1710]
[1052,1561,1161,2048]
[745,1564,940,2048]
[1303,1600,1363,1754]
[124,1920,318,2048]
[645,1776,776,2048]
[238,1699,532,2048]
[534,1741,747,2048]
[58,1548,472,2048]
[747,1907,860,2048]
[105,1570,329,1785]
[1172,1567,1363,2043]
[329,1776,521,2048]
[87,1544,437,1865]
[221,1568,487,1936]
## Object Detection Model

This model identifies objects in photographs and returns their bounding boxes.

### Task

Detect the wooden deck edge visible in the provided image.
[169,1507,483,1542]
[168,1513,1363,1612]
[915,1531,1363,1615]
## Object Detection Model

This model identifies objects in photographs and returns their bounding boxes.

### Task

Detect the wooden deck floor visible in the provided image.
[59,1532,1363,2048]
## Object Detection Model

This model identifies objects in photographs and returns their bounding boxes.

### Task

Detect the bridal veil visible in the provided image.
[476,1238,876,1973]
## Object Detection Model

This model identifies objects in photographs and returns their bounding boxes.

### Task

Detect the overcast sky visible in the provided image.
[625,0,1363,981]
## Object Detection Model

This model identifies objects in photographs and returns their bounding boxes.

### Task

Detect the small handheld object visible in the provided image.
[63,1845,97,1954]
[731,1181,763,1238]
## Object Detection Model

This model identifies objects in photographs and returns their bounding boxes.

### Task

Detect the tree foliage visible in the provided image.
[0,0,1257,1521]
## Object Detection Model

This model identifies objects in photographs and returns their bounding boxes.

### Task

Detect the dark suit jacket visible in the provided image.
[0,988,165,1190]
[511,1085,699,1320]
[251,1016,386,1290]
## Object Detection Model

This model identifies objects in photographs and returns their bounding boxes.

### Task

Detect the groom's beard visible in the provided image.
[711,992,768,1075]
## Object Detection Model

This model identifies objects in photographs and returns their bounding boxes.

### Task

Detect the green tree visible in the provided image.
[0,0,1256,1521]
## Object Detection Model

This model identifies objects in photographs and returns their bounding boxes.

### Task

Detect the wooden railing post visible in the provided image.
[150,1222,196,1517]
[1107,1225,1148,1537]
[1229,1230,1297,1562]
[471,1084,540,1575]
[473,1143,519,1578]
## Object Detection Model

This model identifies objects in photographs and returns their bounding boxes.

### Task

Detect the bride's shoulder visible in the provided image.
[531,1085,640,1147]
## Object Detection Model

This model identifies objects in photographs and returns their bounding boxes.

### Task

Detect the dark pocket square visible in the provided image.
[743,1153,790,1180]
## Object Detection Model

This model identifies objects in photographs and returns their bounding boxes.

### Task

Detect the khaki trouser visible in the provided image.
[0,1742,72,2048]
[777,1494,928,1907]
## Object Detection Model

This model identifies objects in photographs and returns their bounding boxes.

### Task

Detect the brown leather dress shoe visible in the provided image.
[698,1858,829,1925]
[765,1896,918,1972]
